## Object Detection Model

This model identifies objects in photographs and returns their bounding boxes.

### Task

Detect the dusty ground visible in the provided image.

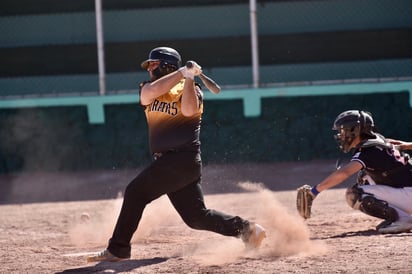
[1,160,411,273]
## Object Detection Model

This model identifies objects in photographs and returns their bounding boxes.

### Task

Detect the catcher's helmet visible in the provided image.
[332,110,375,153]
[141,47,182,70]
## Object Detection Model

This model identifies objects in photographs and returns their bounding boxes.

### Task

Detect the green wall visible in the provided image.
[1,92,411,174]
[1,0,411,174]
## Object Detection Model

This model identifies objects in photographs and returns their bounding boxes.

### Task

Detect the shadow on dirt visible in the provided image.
[319,229,378,239]
[321,229,412,239]
[55,257,169,274]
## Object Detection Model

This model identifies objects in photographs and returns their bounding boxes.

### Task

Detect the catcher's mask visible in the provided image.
[332,110,375,153]
[141,47,182,80]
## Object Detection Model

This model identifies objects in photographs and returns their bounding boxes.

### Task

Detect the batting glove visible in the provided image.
[179,61,202,80]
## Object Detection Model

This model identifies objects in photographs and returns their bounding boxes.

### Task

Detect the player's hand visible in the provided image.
[296,185,317,219]
[179,67,194,80]
[186,61,202,75]
[179,61,202,80]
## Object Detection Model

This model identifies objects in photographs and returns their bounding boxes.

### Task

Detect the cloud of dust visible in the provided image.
[184,237,245,265]
[68,196,123,247]
[237,182,327,258]
[68,182,326,263]
[132,196,182,242]
[184,182,327,265]
[68,194,180,247]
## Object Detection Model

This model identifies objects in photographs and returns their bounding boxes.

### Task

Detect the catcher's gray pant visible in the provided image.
[360,184,412,220]
[107,151,249,258]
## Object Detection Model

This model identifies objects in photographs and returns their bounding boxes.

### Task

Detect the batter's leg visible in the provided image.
[168,181,249,237]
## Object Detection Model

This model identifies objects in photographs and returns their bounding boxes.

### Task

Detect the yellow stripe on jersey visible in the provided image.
[144,80,203,153]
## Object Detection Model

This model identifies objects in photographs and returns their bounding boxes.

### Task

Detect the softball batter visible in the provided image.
[87,47,266,262]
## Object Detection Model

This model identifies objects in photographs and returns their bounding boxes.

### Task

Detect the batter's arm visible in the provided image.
[140,70,184,106]
[181,78,202,117]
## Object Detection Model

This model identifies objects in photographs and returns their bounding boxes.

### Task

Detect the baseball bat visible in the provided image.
[186,61,221,94]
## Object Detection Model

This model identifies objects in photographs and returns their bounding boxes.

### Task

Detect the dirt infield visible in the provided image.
[1,161,411,273]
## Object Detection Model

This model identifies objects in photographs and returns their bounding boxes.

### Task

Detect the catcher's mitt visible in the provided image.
[296,185,316,219]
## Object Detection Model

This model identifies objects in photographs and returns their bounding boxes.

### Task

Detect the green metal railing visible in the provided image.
[1,80,411,124]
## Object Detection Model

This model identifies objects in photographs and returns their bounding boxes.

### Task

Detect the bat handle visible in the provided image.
[186,61,194,68]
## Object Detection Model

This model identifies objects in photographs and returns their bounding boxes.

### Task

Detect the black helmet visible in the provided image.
[332,110,375,153]
[141,47,182,70]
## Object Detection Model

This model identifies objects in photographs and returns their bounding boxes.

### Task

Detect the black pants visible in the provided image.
[107,151,249,258]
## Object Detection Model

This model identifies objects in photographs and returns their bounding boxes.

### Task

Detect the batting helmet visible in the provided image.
[141,47,182,70]
[332,110,375,153]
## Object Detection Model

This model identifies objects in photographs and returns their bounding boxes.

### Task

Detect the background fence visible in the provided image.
[0,0,411,173]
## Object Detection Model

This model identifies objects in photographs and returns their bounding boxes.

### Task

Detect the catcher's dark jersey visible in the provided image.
[139,80,203,154]
[351,141,412,187]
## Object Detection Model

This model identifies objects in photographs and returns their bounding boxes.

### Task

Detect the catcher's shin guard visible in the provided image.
[359,196,399,222]
[346,185,398,222]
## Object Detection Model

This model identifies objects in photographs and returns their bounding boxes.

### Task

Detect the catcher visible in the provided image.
[296,110,412,234]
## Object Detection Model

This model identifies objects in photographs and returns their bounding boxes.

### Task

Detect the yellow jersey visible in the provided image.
[140,80,203,153]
